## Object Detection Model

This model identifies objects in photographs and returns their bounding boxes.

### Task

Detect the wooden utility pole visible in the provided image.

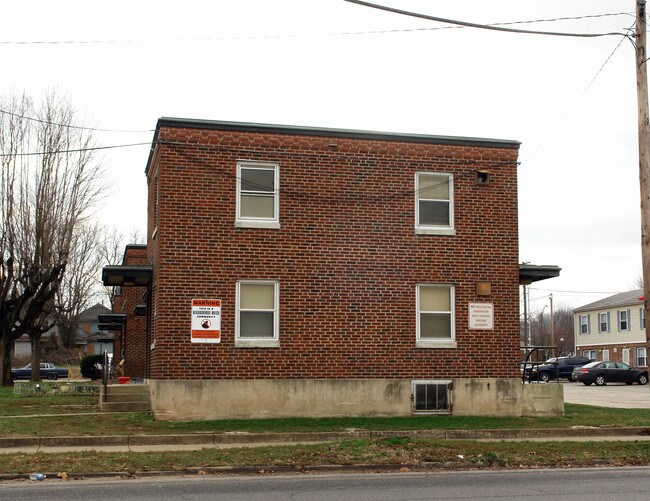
[637,1,650,350]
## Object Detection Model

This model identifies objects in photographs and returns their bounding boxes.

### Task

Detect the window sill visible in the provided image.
[416,340,457,349]
[235,220,281,229]
[415,227,456,236]
[235,338,280,348]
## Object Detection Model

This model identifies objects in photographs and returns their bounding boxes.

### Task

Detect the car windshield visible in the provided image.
[582,361,599,368]
[544,358,558,363]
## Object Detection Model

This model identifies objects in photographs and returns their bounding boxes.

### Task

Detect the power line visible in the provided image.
[0,108,153,134]
[0,11,632,45]
[522,26,633,164]
[344,0,631,38]
[0,142,151,157]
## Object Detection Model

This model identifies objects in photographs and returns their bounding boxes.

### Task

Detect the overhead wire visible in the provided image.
[0,11,633,45]
[0,108,154,134]
[344,0,632,38]
[0,141,152,157]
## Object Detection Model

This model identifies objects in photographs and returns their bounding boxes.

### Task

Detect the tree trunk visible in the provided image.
[1,338,12,387]
[30,336,42,383]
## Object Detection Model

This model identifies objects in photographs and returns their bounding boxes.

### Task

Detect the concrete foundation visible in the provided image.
[149,378,563,421]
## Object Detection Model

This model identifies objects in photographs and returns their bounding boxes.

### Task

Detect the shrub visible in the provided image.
[80,354,104,380]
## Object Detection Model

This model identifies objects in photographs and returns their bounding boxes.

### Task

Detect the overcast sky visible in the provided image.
[2,0,643,313]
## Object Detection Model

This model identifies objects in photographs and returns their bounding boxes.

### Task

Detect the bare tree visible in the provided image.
[56,222,103,350]
[0,92,104,385]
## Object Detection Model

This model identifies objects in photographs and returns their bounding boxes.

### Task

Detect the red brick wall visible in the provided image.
[113,246,148,378]
[146,125,520,380]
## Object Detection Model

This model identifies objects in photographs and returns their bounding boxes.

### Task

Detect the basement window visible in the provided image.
[412,380,451,414]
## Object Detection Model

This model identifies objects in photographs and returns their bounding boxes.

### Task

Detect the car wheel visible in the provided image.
[582,381,592,386]
[638,374,648,385]
[10,372,17,382]
[539,372,550,383]
[595,374,606,386]
[47,373,57,381]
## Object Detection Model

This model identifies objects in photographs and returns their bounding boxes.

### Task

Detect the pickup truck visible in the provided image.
[11,363,69,381]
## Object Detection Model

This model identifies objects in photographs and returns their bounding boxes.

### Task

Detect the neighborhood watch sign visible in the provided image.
[191,299,221,343]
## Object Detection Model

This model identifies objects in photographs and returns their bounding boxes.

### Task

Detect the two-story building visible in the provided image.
[103,118,563,420]
[574,289,648,368]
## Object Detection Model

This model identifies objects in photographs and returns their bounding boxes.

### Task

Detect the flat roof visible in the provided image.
[146,117,520,174]
[519,264,561,285]
[102,265,152,287]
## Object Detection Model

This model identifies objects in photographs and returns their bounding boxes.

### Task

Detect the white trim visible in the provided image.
[575,340,647,348]
[235,280,280,348]
[236,161,280,226]
[414,172,454,233]
[416,284,456,348]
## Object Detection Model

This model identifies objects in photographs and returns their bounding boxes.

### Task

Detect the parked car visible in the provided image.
[572,361,649,386]
[10,363,69,381]
[525,356,593,383]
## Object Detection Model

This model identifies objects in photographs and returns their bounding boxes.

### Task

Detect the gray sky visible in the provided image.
[2,0,642,312]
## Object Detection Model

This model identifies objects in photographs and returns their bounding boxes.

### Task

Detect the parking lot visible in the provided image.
[562,381,650,408]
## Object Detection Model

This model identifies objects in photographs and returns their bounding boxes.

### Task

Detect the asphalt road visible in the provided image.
[562,381,650,408]
[3,467,650,500]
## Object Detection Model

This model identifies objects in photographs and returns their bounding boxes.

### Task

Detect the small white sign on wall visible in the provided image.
[468,302,494,330]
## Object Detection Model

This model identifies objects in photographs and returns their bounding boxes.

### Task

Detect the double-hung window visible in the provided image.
[236,281,279,347]
[415,173,454,235]
[236,162,279,228]
[618,309,630,331]
[579,314,590,335]
[637,347,648,367]
[641,308,646,330]
[598,312,610,333]
[416,284,456,348]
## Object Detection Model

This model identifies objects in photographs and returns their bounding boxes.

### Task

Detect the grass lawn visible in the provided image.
[1,386,650,437]
[1,438,650,475]
[2,387,650,476]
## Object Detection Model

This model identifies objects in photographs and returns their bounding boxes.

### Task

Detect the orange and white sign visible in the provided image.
[191,299,221,343]
[468,302,494,330]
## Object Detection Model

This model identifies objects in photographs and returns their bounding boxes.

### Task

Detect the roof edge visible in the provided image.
[146,117,521,174]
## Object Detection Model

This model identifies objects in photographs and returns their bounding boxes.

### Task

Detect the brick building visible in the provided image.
[104,118,562,420]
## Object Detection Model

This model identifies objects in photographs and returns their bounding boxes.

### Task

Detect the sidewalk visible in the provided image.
[2,426,650,454]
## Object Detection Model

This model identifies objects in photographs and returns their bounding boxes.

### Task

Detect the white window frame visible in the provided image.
[411,380,452,414]
[235,280,280,347]
[583,349,597,360]
[579,314,590,335]
[236,161,280,229]
[415,172,455,235]
[641,308,646,330]
[602,349,609,362]
[623,348,630,365]
[416,284,456,349]
[637,347,648,367]
[618,309,630,331]
[598,312,610,333]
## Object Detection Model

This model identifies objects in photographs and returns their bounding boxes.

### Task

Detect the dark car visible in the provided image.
[525,356,593,383]
[10,363,69,381]
[572,361,649,386]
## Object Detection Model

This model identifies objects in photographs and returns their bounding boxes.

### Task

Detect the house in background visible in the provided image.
[574,289,648,368]
[104,118,563,420]
[75,303,114,356]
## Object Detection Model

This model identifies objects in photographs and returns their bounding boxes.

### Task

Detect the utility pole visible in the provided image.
[637,1,650,351]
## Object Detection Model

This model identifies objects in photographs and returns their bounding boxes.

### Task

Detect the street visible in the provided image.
[2,467,650,500]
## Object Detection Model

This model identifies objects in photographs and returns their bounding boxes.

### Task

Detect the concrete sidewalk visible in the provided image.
[2,426,650,454]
